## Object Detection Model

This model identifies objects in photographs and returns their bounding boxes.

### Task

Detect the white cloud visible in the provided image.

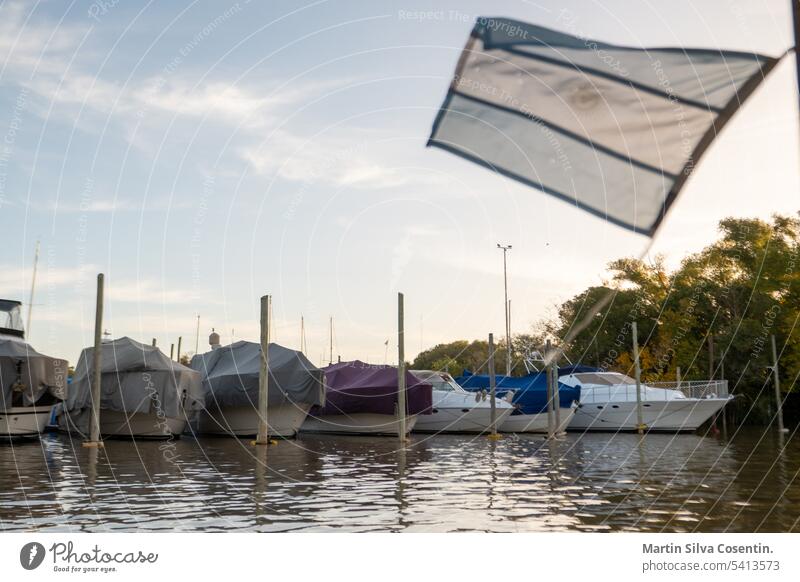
[106,277,215,305]
[0,263,98,296]
[242,129,445,190]
[41,196,193,213]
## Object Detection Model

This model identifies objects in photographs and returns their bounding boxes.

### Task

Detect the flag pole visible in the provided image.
[793,0,800,145]
[793,0,800,99]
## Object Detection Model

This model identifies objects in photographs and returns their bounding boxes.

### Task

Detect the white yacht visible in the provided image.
[559,371,731,432]
[410,370,515,434]
[0,299,67,438]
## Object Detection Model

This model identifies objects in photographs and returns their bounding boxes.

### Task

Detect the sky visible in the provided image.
[0,0,797,367]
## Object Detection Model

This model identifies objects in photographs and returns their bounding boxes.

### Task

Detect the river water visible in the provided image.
[1,427,798,532]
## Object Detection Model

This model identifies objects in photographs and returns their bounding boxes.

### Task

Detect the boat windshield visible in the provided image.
[0,300,24,334]
[574,372,637,385]
[415,371,465,392]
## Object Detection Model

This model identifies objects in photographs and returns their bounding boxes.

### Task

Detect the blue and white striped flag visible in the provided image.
[428,17,780,236]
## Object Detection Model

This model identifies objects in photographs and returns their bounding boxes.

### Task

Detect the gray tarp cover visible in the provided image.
[190,341,325,409]
[66,337,203,418]
[0,337,67,412]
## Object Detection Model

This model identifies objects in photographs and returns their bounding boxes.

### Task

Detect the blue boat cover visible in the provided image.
[456,371,580,415]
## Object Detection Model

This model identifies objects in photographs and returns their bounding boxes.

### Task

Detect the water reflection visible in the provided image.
[0,428,797,532]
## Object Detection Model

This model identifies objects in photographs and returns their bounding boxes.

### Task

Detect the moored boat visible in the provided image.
[0,299,68,438]
[57,337,204,439]
[558,369,732,432]
[410,370,514,433]
[190,340,325,438]
[456,370,580,434]
[300,360,432,436]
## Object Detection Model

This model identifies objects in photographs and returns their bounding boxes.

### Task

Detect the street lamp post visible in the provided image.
[497,244,512,375]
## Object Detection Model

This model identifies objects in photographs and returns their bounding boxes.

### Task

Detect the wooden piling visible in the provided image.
[552,346,561,432]
[771,335,786,433]
[83,273,104,448]
[708,335,714,380]
[632,321,644,435]
[487,333,500,439]
[545,339,555,439]
[720,358,728,437]
[254,295,271,445]
[176,336,182,364]
[397,293,407,442]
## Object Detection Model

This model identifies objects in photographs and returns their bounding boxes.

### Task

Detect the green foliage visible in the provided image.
[412,333,544,376]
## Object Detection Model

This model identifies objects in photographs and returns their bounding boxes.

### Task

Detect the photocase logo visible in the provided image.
[19,542,46,570]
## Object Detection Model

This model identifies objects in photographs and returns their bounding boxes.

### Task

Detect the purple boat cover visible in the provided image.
[313,360,432,416]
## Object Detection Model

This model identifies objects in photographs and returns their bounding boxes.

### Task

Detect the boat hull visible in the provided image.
[57,408,187,439]
[301,413,418,435]
[413,405,513,433]
[194,403,310,438]
[499,404,576,433]
[0,406,52,438]
[567,397,731,432]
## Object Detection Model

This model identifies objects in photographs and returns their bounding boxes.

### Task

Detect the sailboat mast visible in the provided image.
[26,240,40,337]
[329,316,333,365]
[195,314,200,355]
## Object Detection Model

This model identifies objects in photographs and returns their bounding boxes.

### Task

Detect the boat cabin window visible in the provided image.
[573,372,636,385]
[0,300,24,335]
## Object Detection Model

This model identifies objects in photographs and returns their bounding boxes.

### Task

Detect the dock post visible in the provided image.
[83,273,105,448]
[254,295,271,445]
[397,293,407,442]
[545,339,555,439]
[720,359,728,437]
[487,333,500,439]
[632,321,644,434]
[708,335,714,380]
[176,336,182,364]
[151,338,156,347]
[552,347,561,433]
[770,335,787,433]
[170,343,174,360]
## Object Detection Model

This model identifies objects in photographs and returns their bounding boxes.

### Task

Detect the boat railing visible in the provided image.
[644,380,729,399]
[600,380,729,401]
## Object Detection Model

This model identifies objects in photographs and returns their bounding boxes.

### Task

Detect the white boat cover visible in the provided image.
[190,341,325,410]
[65,337,203,418]
[0,337,67,412]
